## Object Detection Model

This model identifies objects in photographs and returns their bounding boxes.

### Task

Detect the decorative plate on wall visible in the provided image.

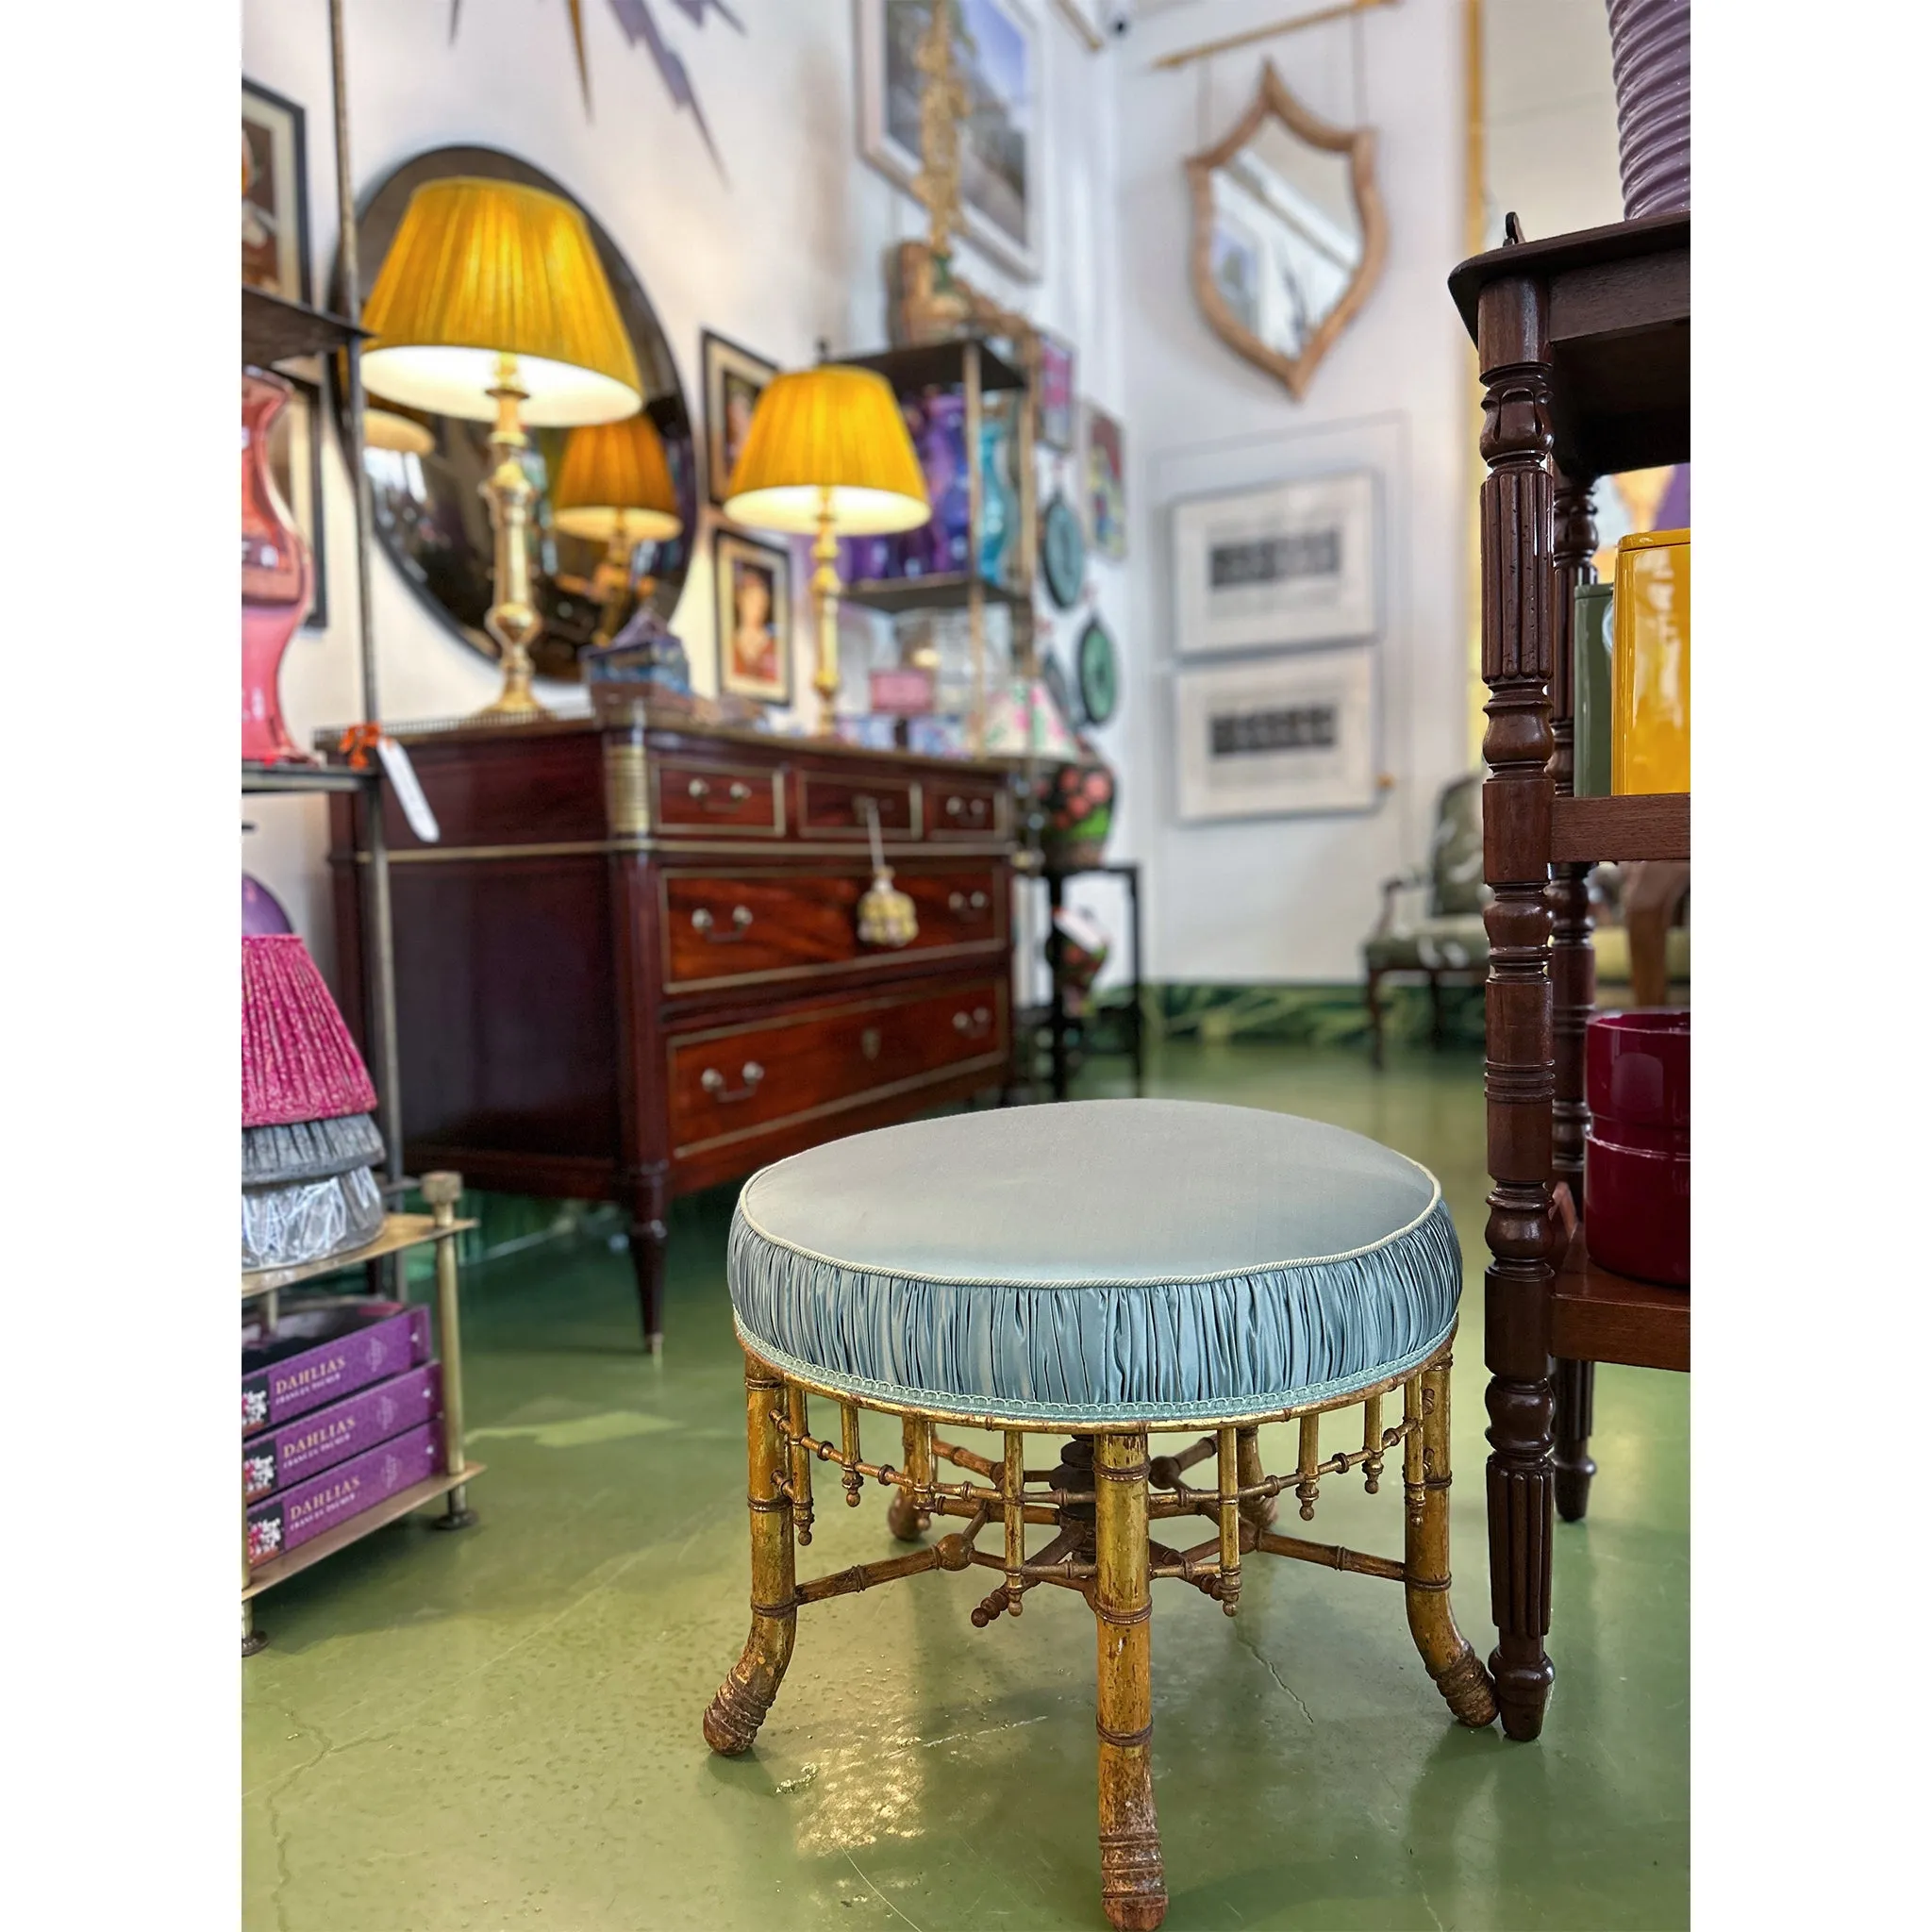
[1041,491,1087,610]
[1077,617,1119,726]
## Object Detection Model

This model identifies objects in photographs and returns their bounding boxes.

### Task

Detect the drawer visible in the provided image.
[797,772,920,839]
[926,777,1008,840]
[668,978,1008,1158]
[661,866,1008,991]
[656,758,785,835]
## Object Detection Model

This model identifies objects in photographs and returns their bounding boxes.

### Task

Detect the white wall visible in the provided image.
[1105,0,1470,983]
[1483,0,1622,245]
[242,0,1124,981]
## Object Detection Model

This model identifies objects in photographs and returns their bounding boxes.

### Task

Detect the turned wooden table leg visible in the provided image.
[1553,1357,1598,1523]
[1477,265,1560,1743]
[1549,470,1601,1529]
[704,1353,797,1755]
[1404,1361,1498,1727]
[1093,1429,1165,1932]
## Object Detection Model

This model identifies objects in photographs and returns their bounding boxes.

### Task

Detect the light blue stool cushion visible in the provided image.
[727,1099,1461,1424]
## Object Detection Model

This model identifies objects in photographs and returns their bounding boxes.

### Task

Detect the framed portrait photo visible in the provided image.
[1084,401,1125,561]
[1172,470,1376,658]
[702,330,778,508]
[1036,332,1076,451]
[1174,646,1376,824]
[859,0,1042,282]
[242,80,311,305]
[713,529,794,706]
[268,370,327,630]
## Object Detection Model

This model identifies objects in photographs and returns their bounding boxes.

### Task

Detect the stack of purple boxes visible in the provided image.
[243,1300,446,1569]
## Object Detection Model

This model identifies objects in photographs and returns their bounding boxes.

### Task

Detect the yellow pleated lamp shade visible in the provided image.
[552,414,683,542]
[723,365,931,536]
[360,177,642,427]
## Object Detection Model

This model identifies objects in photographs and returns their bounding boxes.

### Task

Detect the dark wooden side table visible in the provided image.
[1449,209,1690,1744]
[327,712,1023,1351]
[1043,860,1144,1102]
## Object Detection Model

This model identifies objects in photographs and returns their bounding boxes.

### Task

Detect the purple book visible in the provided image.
[242,1300,432,1437]
[242,1362,442,1505]
[246,1420,444,1569]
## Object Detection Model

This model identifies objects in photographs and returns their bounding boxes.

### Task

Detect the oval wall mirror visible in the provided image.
[344,146,696,685]
[1184,62,1387,402]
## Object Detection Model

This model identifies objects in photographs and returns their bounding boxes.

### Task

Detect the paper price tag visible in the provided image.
[375,736,441,844]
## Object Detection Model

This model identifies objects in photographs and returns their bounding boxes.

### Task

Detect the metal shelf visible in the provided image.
[842,572,1031,616]
[242,1211,478,1299]
[242,285,366,369]
[242,760,378,797]
[244,1463,486,1600]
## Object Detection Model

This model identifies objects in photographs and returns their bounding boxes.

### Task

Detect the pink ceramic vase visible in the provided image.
[242,370,314,764]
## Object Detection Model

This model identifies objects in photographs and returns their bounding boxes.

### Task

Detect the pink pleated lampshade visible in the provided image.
[242,935,377,1127]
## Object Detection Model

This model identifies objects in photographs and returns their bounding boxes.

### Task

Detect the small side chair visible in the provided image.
[1363,773,1488,1067]
[704,1100,1496,1930]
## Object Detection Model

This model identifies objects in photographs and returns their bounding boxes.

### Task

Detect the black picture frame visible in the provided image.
[242,78,313,307]
[712,526,795,707]
[702,329,779,508]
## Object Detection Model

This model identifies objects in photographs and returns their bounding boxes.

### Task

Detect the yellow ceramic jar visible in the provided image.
[1611,528,1690,794]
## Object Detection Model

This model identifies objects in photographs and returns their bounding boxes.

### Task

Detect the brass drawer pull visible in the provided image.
[952,1007,993,1039]
[947,890,991,919]
[687,776,756,811]
[944,794,989,822]
[691,905,755,942]
[700,1060,765,1102]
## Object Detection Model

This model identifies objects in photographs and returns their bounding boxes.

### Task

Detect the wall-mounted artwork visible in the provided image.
[859,0,1041,281]
[1174,646,1375,823]
[1172,471,1375,658]
[242,80,310,304]
[1036,331,1075,450]
[714,528,793,706]
[702,331,778,508]
[1084,402,1125,560]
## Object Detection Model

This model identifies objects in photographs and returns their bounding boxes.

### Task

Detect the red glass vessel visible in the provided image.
[242,370,314,764]
[1585,1008,1690,1287]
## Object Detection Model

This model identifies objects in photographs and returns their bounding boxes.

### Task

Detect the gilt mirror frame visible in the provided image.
[1184,61,1389,402]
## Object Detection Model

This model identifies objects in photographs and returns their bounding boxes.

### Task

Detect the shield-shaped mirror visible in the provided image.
[1185,62,1388,402]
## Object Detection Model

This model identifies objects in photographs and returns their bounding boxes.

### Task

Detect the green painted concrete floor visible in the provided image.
[242,1043,1688,1931]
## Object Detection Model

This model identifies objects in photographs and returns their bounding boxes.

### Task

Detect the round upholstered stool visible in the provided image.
[704,1100,1496,1930]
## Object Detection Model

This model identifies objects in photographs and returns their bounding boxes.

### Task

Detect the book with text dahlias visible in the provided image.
[242,1362,442,1505]
[245,1421,445,1570]
[242,1299,432,1437]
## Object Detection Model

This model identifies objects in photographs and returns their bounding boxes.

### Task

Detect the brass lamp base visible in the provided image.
[475,354,551,722]
[811,495,841,736]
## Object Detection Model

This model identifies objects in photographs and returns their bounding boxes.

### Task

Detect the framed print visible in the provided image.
[268,371,327,630]
[702,330,778,508]
[713,529,793,706]
[1084,402,1125,560]
[1172,470,1375,658]
[1174,646,1375,823]
[859,0,1042,282]
[1036,332,1075,450]
[242,80,311,305]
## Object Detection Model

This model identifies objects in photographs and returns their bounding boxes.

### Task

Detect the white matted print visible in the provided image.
[1174,646,1375,823]
[859,0,1041,282]
[1173,471,1376,657]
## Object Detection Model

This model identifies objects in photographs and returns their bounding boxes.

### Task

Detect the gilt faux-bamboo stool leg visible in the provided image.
[1094,1429,1164,1931]
[703,1355,797,1756]
[706,1100,1494,1928]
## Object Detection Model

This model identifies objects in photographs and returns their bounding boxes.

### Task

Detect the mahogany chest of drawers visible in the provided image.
[327,716,1022,1348]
